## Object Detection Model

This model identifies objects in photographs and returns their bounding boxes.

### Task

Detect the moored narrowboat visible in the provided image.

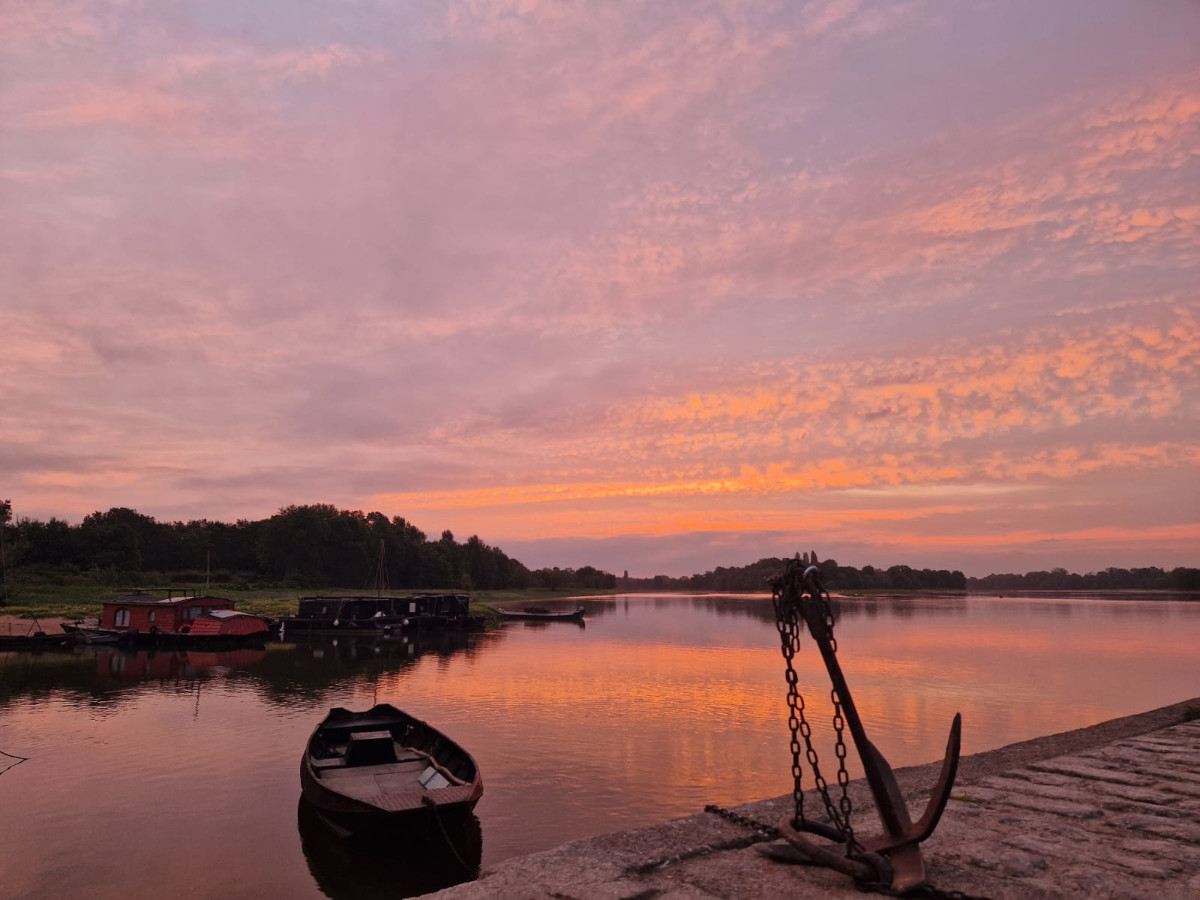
[278,594,479,635]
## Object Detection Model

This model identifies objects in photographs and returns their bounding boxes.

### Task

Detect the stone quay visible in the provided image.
[433,698,1200,899]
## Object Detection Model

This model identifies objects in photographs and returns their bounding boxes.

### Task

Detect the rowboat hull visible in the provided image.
[497,606,585,622]
[0,632,71,651]
[60,623,128,645]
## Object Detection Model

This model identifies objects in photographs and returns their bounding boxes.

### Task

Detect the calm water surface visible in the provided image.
[1,592,1198,898]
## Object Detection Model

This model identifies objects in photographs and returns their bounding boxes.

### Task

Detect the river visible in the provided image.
[1,591,1197,898]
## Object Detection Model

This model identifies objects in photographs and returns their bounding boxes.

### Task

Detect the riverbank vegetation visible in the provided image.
[0,501,617,599]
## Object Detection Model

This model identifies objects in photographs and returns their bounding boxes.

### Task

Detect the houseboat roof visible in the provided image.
[104,594,232,607]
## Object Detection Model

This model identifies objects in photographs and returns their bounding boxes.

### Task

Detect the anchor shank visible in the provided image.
[798,593,914,839]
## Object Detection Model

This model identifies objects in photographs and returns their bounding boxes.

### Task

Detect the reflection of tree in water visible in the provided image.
[297,796,481,899]
[587,593,781,625]
[585,592,974,628]
[833,594,971,620]
[234,629,487,706]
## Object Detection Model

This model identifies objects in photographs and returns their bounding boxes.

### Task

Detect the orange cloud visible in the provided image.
[877,523,1200,552]
[23,85,198,131]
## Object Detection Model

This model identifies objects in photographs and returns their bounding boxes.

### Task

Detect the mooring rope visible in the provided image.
[0,747,29,777]
[420,796,477,877]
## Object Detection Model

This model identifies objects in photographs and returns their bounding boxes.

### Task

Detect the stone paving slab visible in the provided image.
[431,699,1200,899]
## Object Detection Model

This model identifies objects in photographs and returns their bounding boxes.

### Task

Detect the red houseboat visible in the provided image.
[101,592,237,634]
[61,591,272,645]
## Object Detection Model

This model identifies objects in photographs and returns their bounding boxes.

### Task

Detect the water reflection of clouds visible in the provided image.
[3,592,1199,895]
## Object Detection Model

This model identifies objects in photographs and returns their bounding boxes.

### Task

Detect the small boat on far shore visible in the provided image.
[60,623,128,645]
[300,703,483,835]
[497,606,586,623]
[0,630,72,651]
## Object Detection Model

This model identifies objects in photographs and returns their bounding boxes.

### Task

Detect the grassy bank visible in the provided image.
[0,579,618,622]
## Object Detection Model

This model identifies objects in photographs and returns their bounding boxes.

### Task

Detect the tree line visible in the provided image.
[0,501,616,594]
[966,567,1200,592]
[621,554,968,592]
[622,556,1200,593]
[3,500,1193,597]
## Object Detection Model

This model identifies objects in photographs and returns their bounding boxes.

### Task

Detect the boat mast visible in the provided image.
[0,499,9,606]
[371,539,389,598]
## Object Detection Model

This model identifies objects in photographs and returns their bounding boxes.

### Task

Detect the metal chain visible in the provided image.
[772,560,858,847]
[703,803,779,839]
[771,578,808,823]
[630,807,779,876]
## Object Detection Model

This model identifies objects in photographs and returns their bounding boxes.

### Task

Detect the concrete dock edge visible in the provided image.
[431,697,1200,899]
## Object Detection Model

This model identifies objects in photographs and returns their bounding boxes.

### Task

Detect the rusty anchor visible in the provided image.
[765,557,962,893]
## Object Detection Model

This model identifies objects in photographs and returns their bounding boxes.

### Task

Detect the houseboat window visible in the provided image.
[409,602,417,613]
[147,611,156,623]
[114,608,130,627]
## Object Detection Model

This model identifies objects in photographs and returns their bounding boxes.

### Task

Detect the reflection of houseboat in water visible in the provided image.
[95,646,268,681]
[290,627,474,665]
[279,594,480,636]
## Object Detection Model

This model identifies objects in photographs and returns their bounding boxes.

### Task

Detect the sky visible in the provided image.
[2,0,1197,579]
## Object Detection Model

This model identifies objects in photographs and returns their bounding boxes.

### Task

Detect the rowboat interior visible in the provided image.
[308,710,477,810]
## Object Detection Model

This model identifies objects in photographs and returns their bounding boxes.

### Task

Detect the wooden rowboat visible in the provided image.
[300,704,482,834]
[496,606,585,622]
[60,623,128,645]
[0,631,71,651]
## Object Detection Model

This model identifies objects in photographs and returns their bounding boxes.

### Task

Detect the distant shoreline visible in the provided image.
[5,584,1200,622]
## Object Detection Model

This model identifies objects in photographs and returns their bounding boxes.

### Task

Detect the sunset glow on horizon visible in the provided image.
[2,1,1197,577]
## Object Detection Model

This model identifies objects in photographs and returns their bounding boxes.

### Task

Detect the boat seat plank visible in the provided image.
[323,717,407,735]
[374,773,425,792]
[317,759,428,781]
[312,744,428,773]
